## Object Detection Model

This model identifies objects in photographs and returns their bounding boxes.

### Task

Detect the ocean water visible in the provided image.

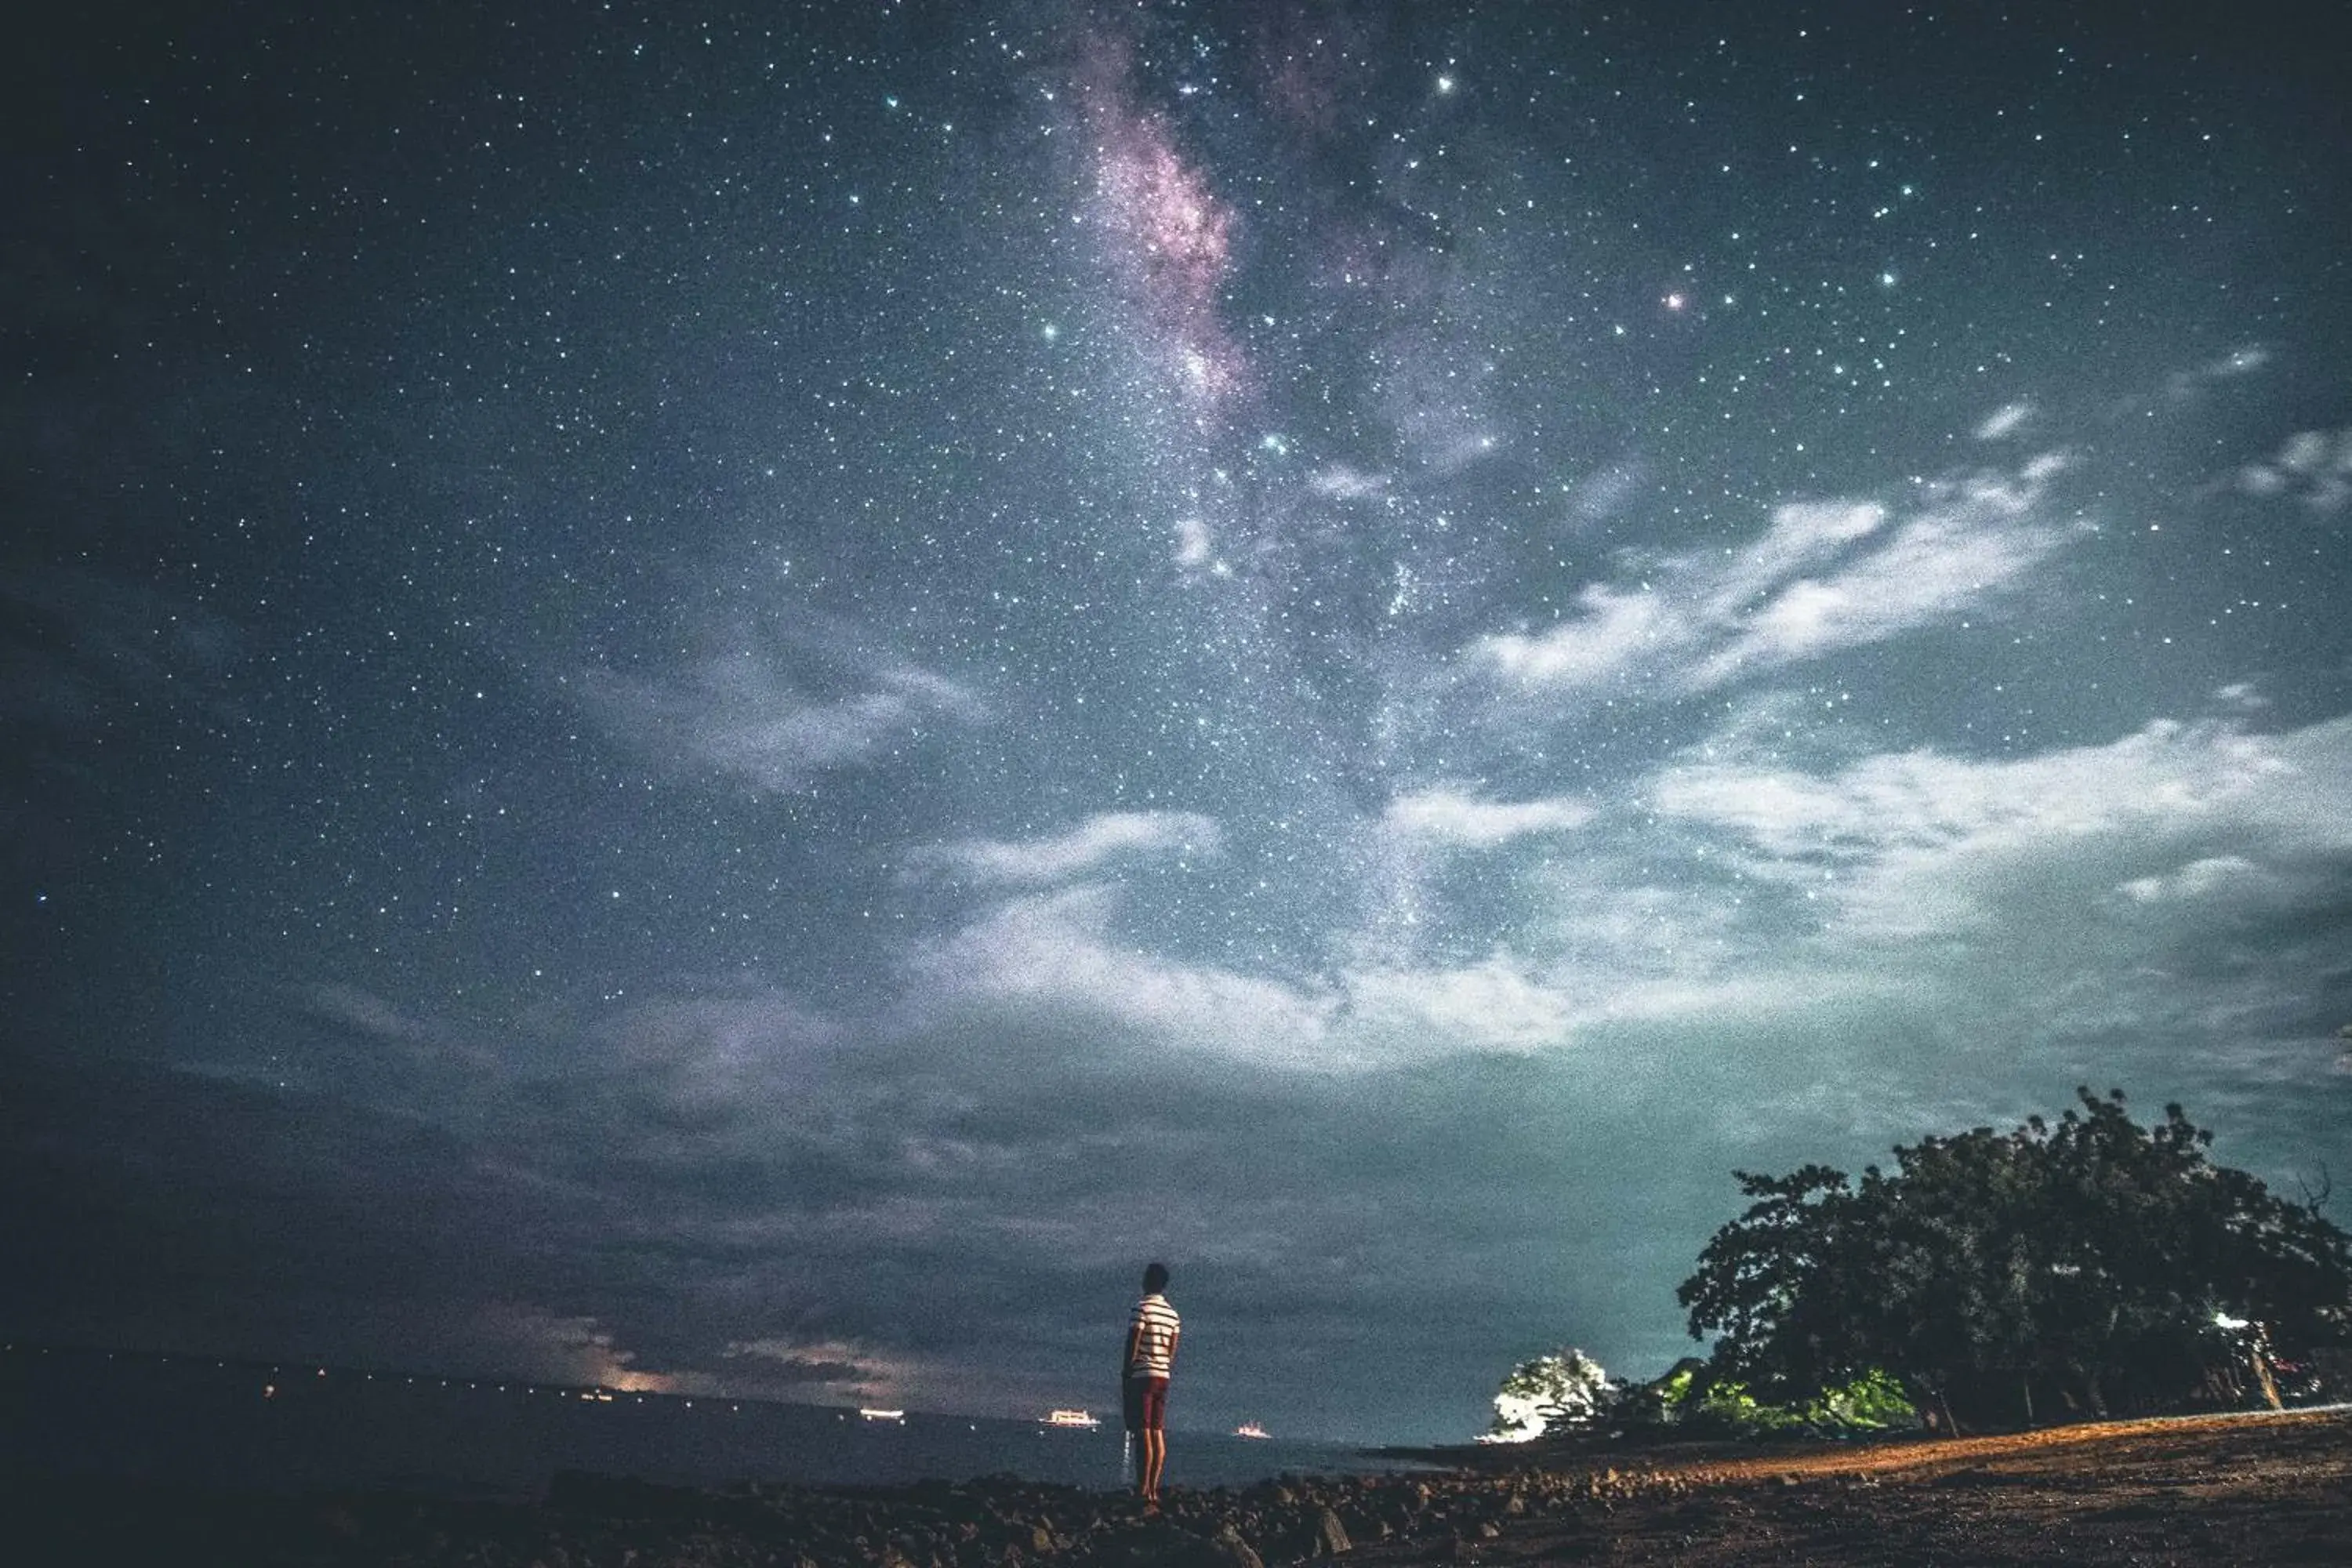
[0,1346,1429,1497]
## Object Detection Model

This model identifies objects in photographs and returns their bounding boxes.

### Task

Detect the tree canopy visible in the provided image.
[1486,1348,1616,1442]
[1676,1089,2352,1431]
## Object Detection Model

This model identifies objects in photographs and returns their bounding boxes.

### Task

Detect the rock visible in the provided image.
[1312,1506,1352,1555]
[1210,1523,1264,1568]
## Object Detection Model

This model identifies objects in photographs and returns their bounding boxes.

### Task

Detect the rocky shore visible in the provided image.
[13,1406,2347,1566]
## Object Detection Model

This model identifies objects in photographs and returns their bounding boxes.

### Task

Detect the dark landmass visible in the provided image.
[9,1406,2346,1566]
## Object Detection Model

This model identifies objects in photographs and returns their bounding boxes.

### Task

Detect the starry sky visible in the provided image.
[5,0,2349,1446]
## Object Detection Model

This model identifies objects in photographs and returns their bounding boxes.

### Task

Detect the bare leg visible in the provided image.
[1142,1428,1167,1502]
[1131,1428,1149,1495]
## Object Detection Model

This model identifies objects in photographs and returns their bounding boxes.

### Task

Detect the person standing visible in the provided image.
[1122,1261,1180,1508]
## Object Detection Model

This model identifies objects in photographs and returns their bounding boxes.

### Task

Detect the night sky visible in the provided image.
[5,0,2349,1445]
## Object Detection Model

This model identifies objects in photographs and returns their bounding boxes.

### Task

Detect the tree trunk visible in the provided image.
[2253,1346,2284,1411]
[2020,1374,2035,1428]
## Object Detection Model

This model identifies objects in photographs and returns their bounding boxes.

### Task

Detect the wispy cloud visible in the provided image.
[1975,401,2034,441]
[1651,713,2352,941]
[488,1307,678,1393]
[1383,787,1595,846]
[902,886,1339,1066]
[2238,426,2352,513]
[905,811,1221,886]
[1471,452,2078,699]
[1477,581,1669,688]
[904,884,1599,1065]
[1698,459,2073,684]
[579,641,982,793]
[2119,855,2264,905]
[1308,464,1388,499]
[2165,342,2270,401]
[1341,956,1572,1052]
[723,1334,899,1399]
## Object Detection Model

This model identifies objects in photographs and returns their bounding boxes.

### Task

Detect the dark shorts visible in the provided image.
[1122,1374,1169,1432]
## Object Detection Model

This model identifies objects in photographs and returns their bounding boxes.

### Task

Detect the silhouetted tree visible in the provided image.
[1677,1089,2352,1431]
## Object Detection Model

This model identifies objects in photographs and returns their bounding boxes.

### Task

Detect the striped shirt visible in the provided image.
[1127,1293,1180,1380]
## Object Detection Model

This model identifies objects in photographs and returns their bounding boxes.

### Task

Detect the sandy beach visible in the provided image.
[10,1406,2345,1565]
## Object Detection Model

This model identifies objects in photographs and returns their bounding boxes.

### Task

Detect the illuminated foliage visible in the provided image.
[1486,1348,1617,1441]
[1678,1090,2352,1431]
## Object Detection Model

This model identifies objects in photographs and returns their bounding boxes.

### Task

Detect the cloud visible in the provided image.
[723,1334,898,1397]
[1383,788,1595,846]
[2119,855,2264,905]
[2165,342,2270,401]
[299,981,434,1045]
[1697,463,2073,684]
[1975,401,2033,441]
[902,885,1340,1067]
[1650,713,2352,941]
[474,1306,678,1392]
[1308,464,1388,499]
[1471,452,2077,699]
[901,882,1613,1067]
[1478,583,1669,688]
[1341,956,1573,1051]
[2237,426,2352,513]
[904,811,1222,887]
[1561,461,1646,530]
[1172,517,1215,567]
[577,989,846,1125]
[579,641,982,793]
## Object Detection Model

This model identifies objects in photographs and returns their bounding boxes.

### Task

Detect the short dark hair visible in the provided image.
[1142,1261,1170,1294]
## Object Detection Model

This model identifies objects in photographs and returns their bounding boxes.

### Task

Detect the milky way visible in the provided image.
[4,0,2348,1443]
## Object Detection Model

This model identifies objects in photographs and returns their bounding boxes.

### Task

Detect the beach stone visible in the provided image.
[1209,1523,1264,1568]
[1312,1505,1352,1555]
